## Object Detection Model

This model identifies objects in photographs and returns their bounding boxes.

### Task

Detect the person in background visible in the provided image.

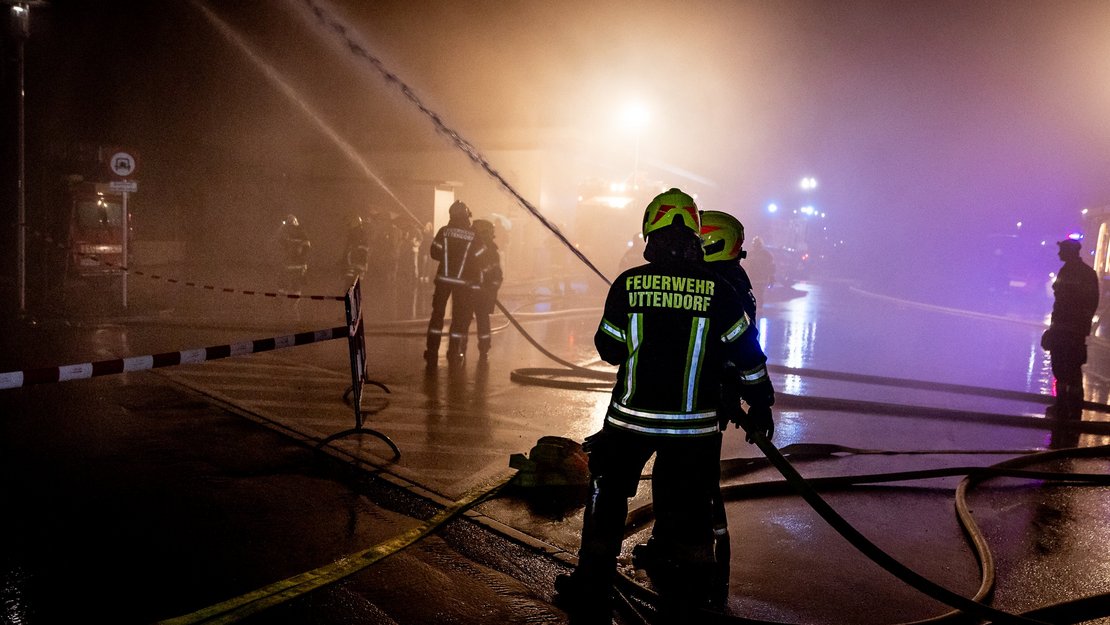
[449,218,502,360]
[1042,237,1100,425]
[339,213,371,291]
[425,201,484,367]
[278,214,311,296]
[554,189,774,623]
[744,236,775,314]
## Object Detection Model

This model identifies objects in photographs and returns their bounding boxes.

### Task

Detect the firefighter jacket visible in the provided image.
[279,225,311,270]
[464,241,502,315]
[709,260,757,321]
[595,259,769,438]
[430,220,485,285]
[1052,258,1100,337]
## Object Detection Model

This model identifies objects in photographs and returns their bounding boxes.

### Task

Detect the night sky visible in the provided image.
[4,0,1110,305]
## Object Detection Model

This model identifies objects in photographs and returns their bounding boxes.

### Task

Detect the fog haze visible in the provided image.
[6,0,1110,307]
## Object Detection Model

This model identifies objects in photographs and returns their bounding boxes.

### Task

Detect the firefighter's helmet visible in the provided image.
[642,188,699,238]
[473,219,495,240]
[282,214,299,227]
[449,201,471,220]
[700,210,745,262]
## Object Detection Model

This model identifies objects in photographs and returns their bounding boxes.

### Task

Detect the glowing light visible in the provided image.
[619,102,651,130]
[800,177,818,191]
[1082,208,1090,215]
[1016,221,1023,228]
[768,203,779,213]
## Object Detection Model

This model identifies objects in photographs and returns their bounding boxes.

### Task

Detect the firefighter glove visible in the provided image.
[719,368,744,431]
[740,405,775,444]
[740,377,776,410]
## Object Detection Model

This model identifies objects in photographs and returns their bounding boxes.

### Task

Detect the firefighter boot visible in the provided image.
[711,524,732,609]
[424,332,441,368]
[447,336,466,364]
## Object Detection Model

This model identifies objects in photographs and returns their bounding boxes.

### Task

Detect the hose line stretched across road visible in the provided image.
[494,301,1110,623]
[617,442,1110,625]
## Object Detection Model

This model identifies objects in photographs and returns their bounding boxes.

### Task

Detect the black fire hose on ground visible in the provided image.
[613,442,1110,625]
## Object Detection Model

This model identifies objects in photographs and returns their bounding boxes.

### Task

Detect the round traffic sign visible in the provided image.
[109,152,137,178]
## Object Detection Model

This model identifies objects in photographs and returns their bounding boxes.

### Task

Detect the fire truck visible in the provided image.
[65,180,130,279]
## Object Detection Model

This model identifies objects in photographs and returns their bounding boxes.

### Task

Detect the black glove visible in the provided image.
[582,429,606,455]
[740,377,775,410]
[719,374,743,431]
[740,404,774,444]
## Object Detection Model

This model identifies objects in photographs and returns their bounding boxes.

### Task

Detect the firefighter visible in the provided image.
[632,209,761,604]
[340,214,371,291]
[450,218,503,360]
[701,210,757,320]
[425,201,485,366]
[554,189,775,622]
[1042,237,1100,423]
[278,214,311,295]
[745,236,775,314]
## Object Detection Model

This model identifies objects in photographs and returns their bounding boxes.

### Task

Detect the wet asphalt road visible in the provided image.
[3,273,1110,625]
[0,370,571,625]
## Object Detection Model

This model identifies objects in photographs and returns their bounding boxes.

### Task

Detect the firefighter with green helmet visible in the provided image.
[701,210,757,320]
[632,209,764,604]
[554,188,774,622]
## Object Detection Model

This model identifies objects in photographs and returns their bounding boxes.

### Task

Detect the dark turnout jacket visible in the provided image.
[430,220,484,284]
[1052,258,1100,337]
[595,259,767,438]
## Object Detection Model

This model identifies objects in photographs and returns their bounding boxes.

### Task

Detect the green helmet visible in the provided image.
[700,210,745,262]
[642,188,700,238]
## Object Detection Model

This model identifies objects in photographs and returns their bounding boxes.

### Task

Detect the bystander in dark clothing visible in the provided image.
[1042,238,1100,425]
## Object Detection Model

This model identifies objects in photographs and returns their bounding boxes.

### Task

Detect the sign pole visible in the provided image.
[121,190,128,308]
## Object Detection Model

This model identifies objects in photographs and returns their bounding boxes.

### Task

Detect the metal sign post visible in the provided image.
[107,149,137,309]
[121,190,128,308]
[318,277,400,459]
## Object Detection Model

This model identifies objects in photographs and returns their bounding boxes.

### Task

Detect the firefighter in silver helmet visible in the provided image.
[278,214,311,295]
[554,189,774,622]
[340,213,371,291]
[425,200,485,366]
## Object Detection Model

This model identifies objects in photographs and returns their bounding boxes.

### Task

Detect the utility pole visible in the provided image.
[12,3,29,314]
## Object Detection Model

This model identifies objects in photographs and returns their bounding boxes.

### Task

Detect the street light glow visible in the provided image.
[768,203,778,213]
[619,101,651,130]
[800,176,818,191]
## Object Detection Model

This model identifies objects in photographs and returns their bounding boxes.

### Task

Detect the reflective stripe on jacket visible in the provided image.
[595,261,766,437]
[430,225,484,282]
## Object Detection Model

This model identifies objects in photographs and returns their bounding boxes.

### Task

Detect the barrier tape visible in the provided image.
[25,226,344,302]
[0,326,347,390]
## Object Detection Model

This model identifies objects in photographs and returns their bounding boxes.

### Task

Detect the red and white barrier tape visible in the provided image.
[26,227,344,302]
[0,326,347,390]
